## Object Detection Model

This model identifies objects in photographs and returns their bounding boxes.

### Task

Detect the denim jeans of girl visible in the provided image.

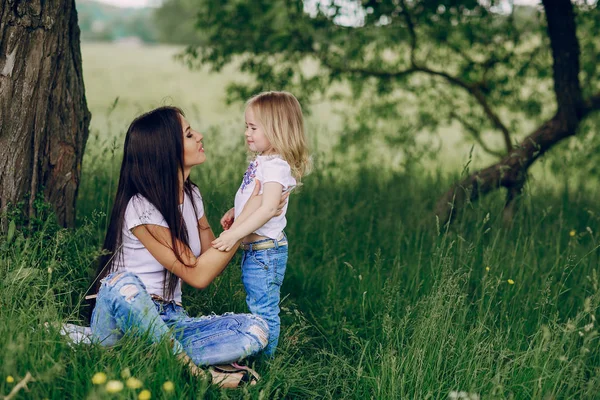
[91,271,269,366]
[241,237,288,357]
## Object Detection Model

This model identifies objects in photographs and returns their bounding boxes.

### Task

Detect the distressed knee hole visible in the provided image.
[119,284,139,303]
[249,324,269,348]
[108,272,125,286]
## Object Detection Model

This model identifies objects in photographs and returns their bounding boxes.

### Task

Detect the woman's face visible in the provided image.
[245,106,274,154]
[180,114,205,169]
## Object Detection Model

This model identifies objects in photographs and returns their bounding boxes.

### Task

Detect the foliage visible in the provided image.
[174,0,600,158]
[152,0,206,45]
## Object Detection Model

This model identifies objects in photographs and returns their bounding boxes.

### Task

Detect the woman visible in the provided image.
[90,106,286,387]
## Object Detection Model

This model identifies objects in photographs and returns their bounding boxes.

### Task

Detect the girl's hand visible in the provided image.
[212,230,239,252]
[220,208,235,230]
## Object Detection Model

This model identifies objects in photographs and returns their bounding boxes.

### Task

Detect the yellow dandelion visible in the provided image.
[138,389,152,400]
[162,381,175,392]
[91,372,107,385]
[105,380,124,393]
[508,279,515,285]
[121,368,131,379]
[6,376,14,383]
[570,230,576,237]
[485,266,490,272]
[126,377,143,389]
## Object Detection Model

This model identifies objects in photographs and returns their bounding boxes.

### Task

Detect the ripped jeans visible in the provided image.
[90,271,269,366]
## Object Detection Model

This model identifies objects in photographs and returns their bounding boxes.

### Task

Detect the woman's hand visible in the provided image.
[276,190,290,216]
[220,208,235,230]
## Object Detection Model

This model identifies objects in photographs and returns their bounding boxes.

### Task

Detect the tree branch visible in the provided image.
[318,0,515,156]
[435,0,594,225]
[436,89,600,224]
[448,109,505,158]
[398,0,417,64]
[446,41,477,67]
[319,51,514,156]
[412,64,513,153]
[319,55,417,80]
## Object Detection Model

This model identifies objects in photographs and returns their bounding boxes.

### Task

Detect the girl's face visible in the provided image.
[245,107,274,154]
[180,114,205,169]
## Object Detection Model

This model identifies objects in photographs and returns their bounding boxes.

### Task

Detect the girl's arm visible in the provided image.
[211,181,283,252]
[197,179,269,253]
[196,185,265,253]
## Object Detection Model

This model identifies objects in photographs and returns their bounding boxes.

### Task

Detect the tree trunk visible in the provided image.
[435,0,598,225]
[0,0,90,228]
[435,112,587,224]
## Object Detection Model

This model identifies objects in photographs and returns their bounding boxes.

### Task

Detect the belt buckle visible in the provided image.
[241,235,287,252]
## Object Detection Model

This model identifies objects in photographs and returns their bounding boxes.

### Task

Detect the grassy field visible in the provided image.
[1,43,599,399]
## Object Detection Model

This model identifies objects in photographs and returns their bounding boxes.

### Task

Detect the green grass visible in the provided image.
[2,144,600,398]
[1,43,599,398]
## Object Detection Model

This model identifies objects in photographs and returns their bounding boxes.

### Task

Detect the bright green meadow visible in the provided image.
[1,43,599,399]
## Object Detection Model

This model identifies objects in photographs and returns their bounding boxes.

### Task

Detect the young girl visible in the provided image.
[212,91,311,357]
[90,106,287,387]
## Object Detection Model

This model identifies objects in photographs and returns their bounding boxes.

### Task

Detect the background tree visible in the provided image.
[152,0,204,45]
[166,0,600,223]
[0,0,90,227]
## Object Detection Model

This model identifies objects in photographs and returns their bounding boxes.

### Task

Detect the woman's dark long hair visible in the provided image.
[95,106,201,299]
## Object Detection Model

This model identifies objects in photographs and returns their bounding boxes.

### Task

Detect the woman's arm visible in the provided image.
[197,214,216,254]
[131,182,264,289]
[132,225,239,289]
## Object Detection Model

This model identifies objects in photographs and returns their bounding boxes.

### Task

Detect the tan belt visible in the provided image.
[240,234,287,251]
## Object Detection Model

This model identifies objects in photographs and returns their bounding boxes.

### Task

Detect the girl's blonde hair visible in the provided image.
[246,91,311,181]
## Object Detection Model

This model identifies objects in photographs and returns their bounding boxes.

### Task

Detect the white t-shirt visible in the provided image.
[113,187,204,303]
[234,155,296,239]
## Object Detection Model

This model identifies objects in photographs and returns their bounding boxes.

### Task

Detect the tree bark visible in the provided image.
[435,0,595,225]
[0,0,90,227]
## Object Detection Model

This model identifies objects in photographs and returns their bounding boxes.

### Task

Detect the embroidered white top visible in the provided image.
[234,155,296,239]
[113,186,204,303]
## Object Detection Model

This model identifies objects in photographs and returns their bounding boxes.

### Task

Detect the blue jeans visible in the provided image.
[91,271,269,366]
[241,236,288,357]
